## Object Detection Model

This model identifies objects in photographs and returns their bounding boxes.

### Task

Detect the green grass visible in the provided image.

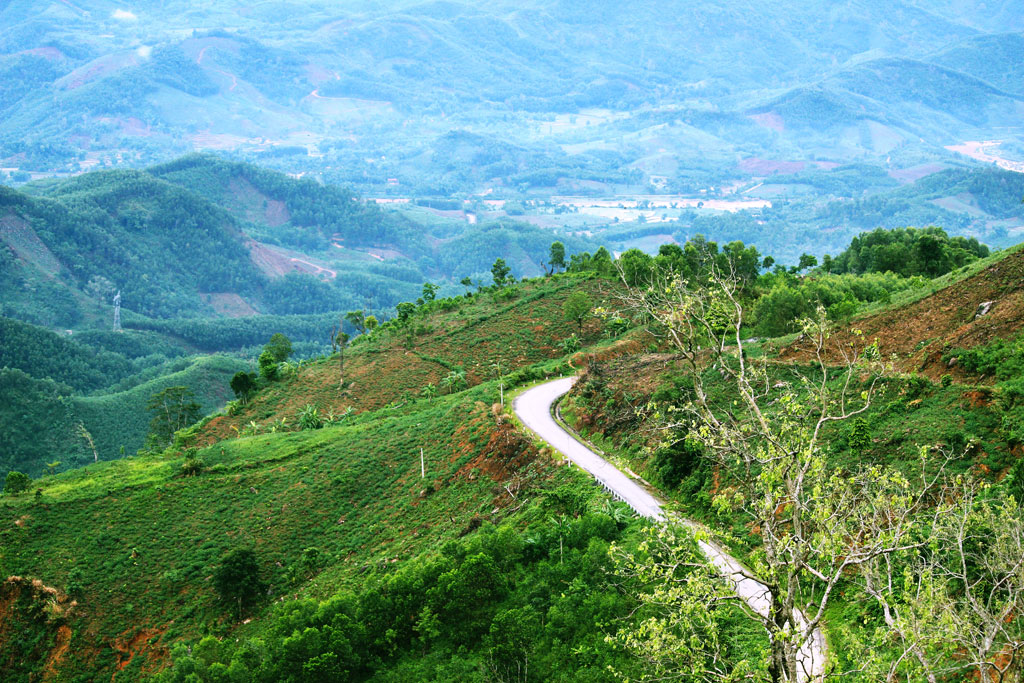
[0,378,589,680]
[71,354,248,460]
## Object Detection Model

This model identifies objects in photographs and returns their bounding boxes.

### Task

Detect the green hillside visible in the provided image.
[3,233,1024,681]
[71,354,248,462]
[2,157,597,334]
[928,33,1024,96]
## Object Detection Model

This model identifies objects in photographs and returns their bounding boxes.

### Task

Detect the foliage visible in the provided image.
[297,404,324,430]
[0,368,90,480]
[491,257,512,287]
[229,371,258,403]
[212,549,267,618]
[70,355,244,461]
[548,241,566,274]
[143,386,202,452]
[827,226,989,278]
[263,333,294,364]
[615,268,951,682]
[607,524,764,682]
[562,290,592,334]
[150,511,758,683]
[4,470,30,495]
[0,316,133,392]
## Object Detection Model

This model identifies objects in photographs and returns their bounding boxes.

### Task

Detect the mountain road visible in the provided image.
[513,376,826,682]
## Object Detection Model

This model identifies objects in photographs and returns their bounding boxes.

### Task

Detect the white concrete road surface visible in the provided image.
[513,376,826,682]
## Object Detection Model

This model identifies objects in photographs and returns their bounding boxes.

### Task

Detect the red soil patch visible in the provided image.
[201,292,257,317]
[21,47,66,60]
[113,628,164,675]
[573,338,646,369]
[738,157,805,175]
[43,624,72,681]
[747,112,785,132]
[779,252,1024,380]
[246,240,334,279]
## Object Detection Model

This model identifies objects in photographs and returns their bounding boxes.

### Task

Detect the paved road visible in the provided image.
[513,376,826,682]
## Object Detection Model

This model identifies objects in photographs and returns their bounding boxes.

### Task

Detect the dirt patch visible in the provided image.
[42,624,72,681]
[201,292,258,318]
[573,338,647,369]
[113,628,163,675]
[227,177,290,227]
[738,157,804,175]
[779,252,1024,379]
[747,113,785,133]
[0,212,63,277]
[247,239,334,279]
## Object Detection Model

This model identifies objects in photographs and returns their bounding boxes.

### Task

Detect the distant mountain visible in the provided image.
[0,0,1019,185]
[906,1,1024,32]
[1,155,595,330]
[928,33,1024,97]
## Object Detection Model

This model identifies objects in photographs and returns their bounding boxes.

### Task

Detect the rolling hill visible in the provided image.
[5,236,1024,681]
[1,155,595,331]
[0,0,1020,188]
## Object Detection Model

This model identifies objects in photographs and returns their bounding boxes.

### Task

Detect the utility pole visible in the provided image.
[420,447,425,478]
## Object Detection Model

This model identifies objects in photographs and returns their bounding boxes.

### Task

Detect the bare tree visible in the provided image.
[861,479,1024,683]
[331,321,349,389]
[614,263,946,682]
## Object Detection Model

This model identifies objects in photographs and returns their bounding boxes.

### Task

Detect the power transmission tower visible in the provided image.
[112,290,122,332]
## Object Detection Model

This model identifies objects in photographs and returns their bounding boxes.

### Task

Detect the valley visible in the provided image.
[3,2,1024,681]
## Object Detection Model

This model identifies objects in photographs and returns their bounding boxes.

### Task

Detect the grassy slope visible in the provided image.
[0,275,617,681]
[0,377,577,680]
[72,354,249,460]
[197,275,616,443]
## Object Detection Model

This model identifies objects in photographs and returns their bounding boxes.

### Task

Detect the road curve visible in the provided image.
[513,376,826,682]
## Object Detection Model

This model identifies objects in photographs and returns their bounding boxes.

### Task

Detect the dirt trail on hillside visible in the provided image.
[781,252,1024,379]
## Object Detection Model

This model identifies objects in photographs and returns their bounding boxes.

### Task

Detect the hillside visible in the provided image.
[0,274,671,682]
[779,243,1024,379]
[196,275,615,443]
[5,238,1024,680]
[1,156,595,332]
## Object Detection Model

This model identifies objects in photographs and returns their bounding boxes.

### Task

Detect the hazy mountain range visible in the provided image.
[1,0,1022,192]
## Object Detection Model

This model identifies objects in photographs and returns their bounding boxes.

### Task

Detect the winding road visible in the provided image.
[513,377,826,682]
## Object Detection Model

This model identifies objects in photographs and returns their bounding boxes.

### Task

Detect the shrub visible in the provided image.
[213,549,266,618]
[297,404,324,430]
[4,471,31,495]
[181,449,204,477]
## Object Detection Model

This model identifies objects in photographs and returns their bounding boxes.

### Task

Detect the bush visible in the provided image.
[297,404,324,430]
[213,549,266,618]
[181,449,204,477]
[4,470,30,495]
[258,350,278,381]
